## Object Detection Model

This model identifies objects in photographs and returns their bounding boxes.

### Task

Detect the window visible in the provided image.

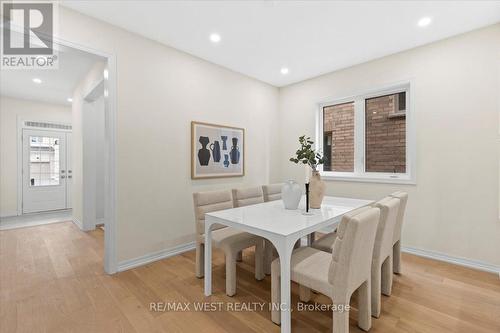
[29,136,60,186]
[318,83,414,184]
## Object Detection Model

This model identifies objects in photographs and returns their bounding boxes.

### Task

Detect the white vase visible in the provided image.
[281,180,302,210]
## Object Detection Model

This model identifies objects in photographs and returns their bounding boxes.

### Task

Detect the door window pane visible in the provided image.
[365,93,406,173]
[29,136,60,186]
[323,102,355,172]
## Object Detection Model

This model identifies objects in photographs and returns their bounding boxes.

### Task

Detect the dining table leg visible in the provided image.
[204,218,213,296]
[276,238,296,333]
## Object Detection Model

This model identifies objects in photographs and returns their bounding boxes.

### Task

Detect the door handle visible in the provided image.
[61,175,66,179]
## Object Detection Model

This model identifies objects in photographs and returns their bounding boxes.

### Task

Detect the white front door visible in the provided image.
[22,129,71,214]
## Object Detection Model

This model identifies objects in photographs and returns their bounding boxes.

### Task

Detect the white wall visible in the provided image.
[71,61,105,229]
[277,25,500,267]
[59,8,279,263]
[94,96,105,222]
[0,97,71,217]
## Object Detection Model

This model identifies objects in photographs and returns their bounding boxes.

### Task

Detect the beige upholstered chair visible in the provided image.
[370,197,400,317]
[193,189,264,296]
[271,206,380,333]
[232,186,265,207]
[312,206,371,253]
[389,191,408,274]
[311,231,337,252]
[262,183,283,202]
[312,197,401,318]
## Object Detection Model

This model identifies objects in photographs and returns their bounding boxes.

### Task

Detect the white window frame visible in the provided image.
[316,81,416,185]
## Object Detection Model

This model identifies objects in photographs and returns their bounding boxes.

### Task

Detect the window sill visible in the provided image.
[387,111,406,119]
[319,172,416,185]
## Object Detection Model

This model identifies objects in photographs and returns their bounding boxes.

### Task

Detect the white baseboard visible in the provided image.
[402,246,500,274]
[117,241,196,272]
[0,211,18,219]
[72,218,83,230]
[96,217,105,225]
[1,210,72,230]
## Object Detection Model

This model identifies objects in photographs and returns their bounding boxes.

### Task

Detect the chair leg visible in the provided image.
[237,250,243,262]
[371,264,382,318]
[225,250,237,296]
[264,240,274,275]
[195,242,204,278]
[357,280,371,331]
[271,260,281,325]
[254,241,265,281]
[393,240,402,274]
[299,285,311,302]
[381,254,393,296]
[332,292,350,333]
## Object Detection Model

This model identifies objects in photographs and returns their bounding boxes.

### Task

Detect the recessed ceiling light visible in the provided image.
[280,67,289,75]
[209,33,221,43]
[32,78,42,84]
[67,98,73,103]
[417,17,432,27]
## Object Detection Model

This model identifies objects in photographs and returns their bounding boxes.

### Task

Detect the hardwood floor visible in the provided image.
[1,222,499,333]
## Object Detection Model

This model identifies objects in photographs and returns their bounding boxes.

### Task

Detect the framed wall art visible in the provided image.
[191,121,245,179]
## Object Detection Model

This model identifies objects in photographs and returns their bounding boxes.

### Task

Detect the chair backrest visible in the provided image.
[328,207,380,291]
[192,190,233,236]
[390,191,408,244]
[232,187,264,207]
[262,183,283,202]
[372,197,400,264]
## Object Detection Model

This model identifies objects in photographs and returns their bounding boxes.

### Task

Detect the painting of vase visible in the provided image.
[191,121,245,179]
[197,136,210,166]
[221,136,228,150]
[210,140,221,162]
[230,137,240,164]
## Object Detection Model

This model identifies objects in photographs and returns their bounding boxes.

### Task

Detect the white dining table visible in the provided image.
[204,195,373,333]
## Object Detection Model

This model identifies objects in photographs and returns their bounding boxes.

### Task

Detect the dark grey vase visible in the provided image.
[230,137,240,164]
[198,136,210,166]
[221,136,228,150]
[210,141,221,162]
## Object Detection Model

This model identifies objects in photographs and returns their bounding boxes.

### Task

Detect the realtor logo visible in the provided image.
[1,1,58,69]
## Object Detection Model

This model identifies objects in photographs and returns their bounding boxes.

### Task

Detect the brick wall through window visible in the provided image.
[365,94,406,173]
[323,102,354,172]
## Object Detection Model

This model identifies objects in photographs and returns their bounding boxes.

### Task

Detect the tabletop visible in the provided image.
[206,196,373,237]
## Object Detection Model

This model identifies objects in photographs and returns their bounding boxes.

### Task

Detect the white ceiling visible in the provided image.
[0,36,103,105]
[61,1,500,87]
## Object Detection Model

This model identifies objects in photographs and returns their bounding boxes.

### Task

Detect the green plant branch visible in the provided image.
[289,135,324,171]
